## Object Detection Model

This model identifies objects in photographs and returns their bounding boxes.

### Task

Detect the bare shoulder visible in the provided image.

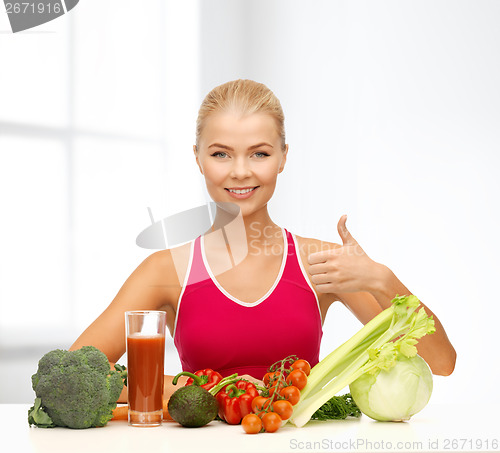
[120,242,192,308]
[144,241,192,287]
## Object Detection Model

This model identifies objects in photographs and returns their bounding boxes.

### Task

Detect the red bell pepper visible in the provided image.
[216,380,259,425]
[184,369,223,391]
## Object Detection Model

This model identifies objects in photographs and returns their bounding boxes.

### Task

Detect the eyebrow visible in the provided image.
[207,142,274,151]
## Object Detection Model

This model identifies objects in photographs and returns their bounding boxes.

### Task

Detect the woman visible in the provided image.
[70,79,456,401]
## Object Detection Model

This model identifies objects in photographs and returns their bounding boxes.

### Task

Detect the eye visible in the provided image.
[253,151,270,158]
[210,151,228,158]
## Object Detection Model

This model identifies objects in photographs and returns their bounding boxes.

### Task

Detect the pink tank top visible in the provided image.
[173,228,323,380]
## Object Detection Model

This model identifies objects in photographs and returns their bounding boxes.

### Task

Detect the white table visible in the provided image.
[2,403,498,453]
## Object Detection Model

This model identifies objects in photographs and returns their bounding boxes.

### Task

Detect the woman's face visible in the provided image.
[195,111,288,218]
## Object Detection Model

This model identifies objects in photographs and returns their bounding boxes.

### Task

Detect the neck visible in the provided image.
[210,204,281,245]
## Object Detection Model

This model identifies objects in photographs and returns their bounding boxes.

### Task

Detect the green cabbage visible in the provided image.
[349,354,433,422]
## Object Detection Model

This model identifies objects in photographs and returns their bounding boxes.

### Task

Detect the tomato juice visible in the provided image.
[127,334,165,415]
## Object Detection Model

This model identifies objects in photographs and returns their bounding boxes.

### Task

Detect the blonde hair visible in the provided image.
[195,79,286,150]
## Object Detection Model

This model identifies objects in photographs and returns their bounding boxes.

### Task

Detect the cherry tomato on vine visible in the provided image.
[251,396,270,414]
[267,381,284,398]
[242,413,262,434]
[261,412,282,433]
[279,385,301,405]
[291,359,311,376]
[272,399,293,421]
[263,371,281,387]
[286,369,308,390]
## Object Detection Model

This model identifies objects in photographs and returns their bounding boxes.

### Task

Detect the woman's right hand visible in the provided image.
[238,374,264,388]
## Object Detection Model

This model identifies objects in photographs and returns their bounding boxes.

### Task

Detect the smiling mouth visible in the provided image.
[225,186,259,194]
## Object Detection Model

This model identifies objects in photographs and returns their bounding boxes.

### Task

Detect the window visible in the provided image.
[0,1,202,382]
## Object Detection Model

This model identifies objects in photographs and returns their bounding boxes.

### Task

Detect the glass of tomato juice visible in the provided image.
[125,311,166,427]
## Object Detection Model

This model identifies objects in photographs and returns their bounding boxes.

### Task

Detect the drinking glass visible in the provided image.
[125,311,166,427]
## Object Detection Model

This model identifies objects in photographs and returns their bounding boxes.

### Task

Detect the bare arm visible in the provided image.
[336,268,456,376]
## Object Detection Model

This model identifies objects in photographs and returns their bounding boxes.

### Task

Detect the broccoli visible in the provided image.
[28,346,127,429]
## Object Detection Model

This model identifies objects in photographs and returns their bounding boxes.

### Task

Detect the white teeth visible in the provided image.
[228,187,255,194]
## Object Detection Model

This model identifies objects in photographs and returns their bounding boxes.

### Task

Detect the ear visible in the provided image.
[278,144,288,174]
[193,145,204,175]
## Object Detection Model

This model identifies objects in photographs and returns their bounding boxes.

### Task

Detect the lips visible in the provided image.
[224,186,259,199]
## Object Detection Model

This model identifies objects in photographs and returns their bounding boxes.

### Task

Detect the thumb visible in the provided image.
[337,215,357,246]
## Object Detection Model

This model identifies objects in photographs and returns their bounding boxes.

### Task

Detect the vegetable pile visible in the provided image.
[168,356,358,433]
[29,295,436,431]
[28,346,127,429]
[166,356,317,433]
[162,295,435,431]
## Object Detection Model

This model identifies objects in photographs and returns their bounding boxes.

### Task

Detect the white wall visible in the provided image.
[1,1,499,406]
[198,0,500,406]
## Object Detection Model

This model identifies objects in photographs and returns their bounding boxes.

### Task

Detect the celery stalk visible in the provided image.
[299,307,394,403]
[290,295,435,428]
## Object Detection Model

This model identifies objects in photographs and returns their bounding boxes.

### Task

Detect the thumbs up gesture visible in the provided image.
[308,215,380,294]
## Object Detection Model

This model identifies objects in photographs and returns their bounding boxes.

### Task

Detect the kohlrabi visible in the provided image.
[289,295,435,428]
[349,354,433,422]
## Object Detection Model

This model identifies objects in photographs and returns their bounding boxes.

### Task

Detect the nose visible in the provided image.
[229,156,252,180]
